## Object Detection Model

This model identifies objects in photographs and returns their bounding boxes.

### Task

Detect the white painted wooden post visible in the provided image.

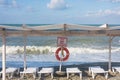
[108,36,112,71]
[22,24,27,71]
[59,47,63,72]
[23,36,27,71]
[2,33,6,80]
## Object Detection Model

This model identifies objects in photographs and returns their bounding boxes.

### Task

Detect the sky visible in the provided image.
[0,0,120,24]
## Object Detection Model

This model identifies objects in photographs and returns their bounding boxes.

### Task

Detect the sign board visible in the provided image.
[57,37,67,47]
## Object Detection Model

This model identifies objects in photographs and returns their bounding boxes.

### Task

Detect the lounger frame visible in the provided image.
[89,66,108,79]
[38,67,54,79]
[66,67,82,79]
[112,67,120,73]
[0,67,19,79]
[20,67,37,79]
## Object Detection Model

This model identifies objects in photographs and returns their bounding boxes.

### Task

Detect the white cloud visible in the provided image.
[86,8,120,17]
[0,0,19,8]
[0,0,5,7]
[99,0,120,2]
[110,0,120,2]
[12,0,18,8]
[0,0,4,5]
[47,0,68,10]
[26,6,33,12]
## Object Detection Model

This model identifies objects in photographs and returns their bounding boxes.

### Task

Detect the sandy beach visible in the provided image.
[2,62,120,80]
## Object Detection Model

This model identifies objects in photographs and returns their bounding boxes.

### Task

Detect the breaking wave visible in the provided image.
[0,45,120,54]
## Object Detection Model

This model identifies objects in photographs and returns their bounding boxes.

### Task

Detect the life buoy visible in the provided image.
[55,47,69,61]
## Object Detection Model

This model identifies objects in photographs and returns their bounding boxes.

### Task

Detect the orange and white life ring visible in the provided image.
[55,47,69,61]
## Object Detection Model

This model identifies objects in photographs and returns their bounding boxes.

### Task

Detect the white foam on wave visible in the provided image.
[0,46,120,62]
[0,46,119,54]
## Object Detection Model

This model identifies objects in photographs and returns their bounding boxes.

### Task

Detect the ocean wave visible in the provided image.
[0,46,120,54]
[0,45,120,62]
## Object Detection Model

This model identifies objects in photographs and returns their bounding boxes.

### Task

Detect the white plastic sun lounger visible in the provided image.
[112,67,120,73]
[0,70,1,77]
[6,67,19,79]
[89,66,101,73]
[20,67,37,79]
[38,67,54,79]
[0,67,18,79]
[89,66,108,79]
[66,67,82,79]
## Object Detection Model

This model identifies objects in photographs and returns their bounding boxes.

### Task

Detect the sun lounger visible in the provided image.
[38,67,54,79]
[112,67,120,73]
[89,66,108,79]
[6,67,19,79]
[88,66,101,73]
[0,70,1,77]
[20,67,37,79]
[66,67,82,79]
[0,67,19,79]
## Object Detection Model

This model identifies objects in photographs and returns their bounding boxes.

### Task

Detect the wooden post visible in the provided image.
[59,47,63,72]
[108,36,114,71]
[22,24,27,71]
[2,32,6,80]
[63,24,67,36]
[59,61,62,71]
[23,36,27,71]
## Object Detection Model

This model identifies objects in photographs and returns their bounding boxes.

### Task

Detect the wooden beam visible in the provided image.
[107,30,120,36]
[0,29,120,37]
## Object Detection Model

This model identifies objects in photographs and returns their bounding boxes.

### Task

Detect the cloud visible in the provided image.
[111,0,120,2]
[99,0,120,3]
[110,0,120,2]
[0,0,4,5]
[0,0,5,6]
[47,0,68,10]
[26,6,34,12]
[86,8,120,17]
[0,0,19,8]
[11,0,18,8]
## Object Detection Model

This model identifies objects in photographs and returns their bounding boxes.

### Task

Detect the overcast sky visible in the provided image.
[0,0,120,24]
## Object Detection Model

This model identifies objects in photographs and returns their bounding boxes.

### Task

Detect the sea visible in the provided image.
[0,24,120,68]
